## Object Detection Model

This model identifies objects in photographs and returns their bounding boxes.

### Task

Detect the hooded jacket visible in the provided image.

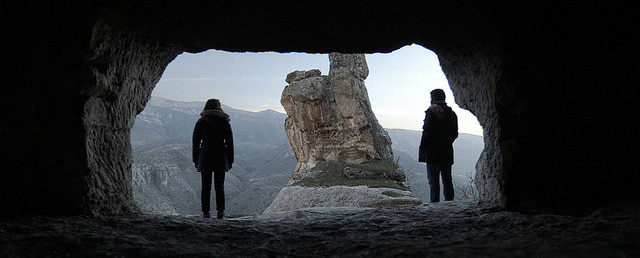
[192,110,234,172]
[418,101,458,165]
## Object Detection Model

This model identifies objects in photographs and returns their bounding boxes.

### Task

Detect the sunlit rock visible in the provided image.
[281,53,393,176]
[268,54,419,213]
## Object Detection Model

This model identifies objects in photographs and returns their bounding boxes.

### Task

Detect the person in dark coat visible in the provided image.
[193,98,234,219]
[418,89,458,203]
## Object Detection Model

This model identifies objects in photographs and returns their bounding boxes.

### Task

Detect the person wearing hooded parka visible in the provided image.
[418,89,458,203]
[193,98,234,219]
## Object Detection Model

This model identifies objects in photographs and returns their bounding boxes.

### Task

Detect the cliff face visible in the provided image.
[281,53,393,176]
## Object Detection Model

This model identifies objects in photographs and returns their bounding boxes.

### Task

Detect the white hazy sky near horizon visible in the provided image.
[152,44,483,136]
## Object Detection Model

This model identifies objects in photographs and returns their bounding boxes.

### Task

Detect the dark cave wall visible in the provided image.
[83,20,181,215]
[1,4,97,215]
[1,1,636,216]
[1,3,181,216]
[489,2,637,210]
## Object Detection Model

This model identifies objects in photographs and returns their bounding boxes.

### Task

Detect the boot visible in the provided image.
[217,211,224,219]
[203,212,211,218]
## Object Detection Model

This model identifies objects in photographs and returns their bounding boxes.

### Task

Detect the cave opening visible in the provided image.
[2,0,636,223]
[131,44,484,216]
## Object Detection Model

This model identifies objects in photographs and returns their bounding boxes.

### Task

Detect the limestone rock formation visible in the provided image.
[264,186,420,214]
[285,69,321,84]
[267,54,420,213]
[281,53,393,175]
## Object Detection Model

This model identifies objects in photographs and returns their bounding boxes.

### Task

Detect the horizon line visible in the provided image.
[148,96,483,137]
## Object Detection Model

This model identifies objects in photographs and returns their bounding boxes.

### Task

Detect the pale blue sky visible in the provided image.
[152,44,483,136]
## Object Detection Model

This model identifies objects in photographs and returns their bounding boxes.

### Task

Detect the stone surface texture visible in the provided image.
[285,69,322,84]
[281,53,393,174]
[263,186,421,214]
[82,21,181,215]
[2,202,639,256]
[270,54,412,213]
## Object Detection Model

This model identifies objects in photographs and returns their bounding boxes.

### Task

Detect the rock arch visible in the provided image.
[2,1,635,216]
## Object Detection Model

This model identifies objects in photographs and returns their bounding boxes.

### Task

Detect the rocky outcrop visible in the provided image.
[281,53,393,175]
[267,54,419,213]
[264,186,421,214]
[265,160,421,213]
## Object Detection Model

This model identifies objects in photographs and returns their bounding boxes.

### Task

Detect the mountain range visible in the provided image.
[131,97,483,215]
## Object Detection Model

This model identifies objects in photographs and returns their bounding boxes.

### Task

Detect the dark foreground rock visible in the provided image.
[2,201,639,257]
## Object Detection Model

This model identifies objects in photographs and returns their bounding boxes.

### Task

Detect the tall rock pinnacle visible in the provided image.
[280,53,394,177]
[266,53,420,213]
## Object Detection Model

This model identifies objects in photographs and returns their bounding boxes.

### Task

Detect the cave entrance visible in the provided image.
[131,44,483,216]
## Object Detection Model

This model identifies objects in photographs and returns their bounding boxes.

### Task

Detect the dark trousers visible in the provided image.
[426,163,454,202]
[201,171,225,212]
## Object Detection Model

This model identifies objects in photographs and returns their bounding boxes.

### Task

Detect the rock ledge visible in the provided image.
[264,185,421,214]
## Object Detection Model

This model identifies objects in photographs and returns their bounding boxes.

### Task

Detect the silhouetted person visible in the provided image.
[193,99,234,219]
[419,89,458,203]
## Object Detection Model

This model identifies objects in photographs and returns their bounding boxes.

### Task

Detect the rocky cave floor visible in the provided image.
[2,201,639,257]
